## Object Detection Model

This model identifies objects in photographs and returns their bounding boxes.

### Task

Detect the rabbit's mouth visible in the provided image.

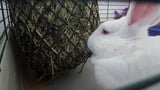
[87,50,92,57]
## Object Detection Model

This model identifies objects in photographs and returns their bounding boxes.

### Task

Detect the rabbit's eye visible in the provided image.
[102,29,109,35]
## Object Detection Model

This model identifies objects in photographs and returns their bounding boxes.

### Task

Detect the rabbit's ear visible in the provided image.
[127,2,160,26]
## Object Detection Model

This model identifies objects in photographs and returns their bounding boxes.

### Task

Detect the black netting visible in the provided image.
[7,0,99,81]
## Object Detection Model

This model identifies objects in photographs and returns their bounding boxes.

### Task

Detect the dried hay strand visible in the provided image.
[8,0,99,81]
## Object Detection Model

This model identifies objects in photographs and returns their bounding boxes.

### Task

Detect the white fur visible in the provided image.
[88,2,160,89]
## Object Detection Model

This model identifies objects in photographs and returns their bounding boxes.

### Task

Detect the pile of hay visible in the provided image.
[8,0,99,81]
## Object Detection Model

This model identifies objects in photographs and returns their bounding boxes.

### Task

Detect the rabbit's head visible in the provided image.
[88,2,160,59]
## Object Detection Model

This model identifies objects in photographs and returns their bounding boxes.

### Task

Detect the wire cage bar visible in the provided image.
[0,0,11,65]
[98,0,130,22]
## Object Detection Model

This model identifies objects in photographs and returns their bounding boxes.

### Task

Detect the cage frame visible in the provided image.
[0,0,11,66]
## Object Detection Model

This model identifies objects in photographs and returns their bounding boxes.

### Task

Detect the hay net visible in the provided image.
[7,0,99,80]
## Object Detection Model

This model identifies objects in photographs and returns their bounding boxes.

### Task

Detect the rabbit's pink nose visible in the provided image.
[102,29,109,35]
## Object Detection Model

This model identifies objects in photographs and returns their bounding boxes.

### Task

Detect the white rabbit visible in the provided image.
[88,2,160,89]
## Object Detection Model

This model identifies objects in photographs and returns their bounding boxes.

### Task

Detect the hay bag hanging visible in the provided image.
[8,0,99,80]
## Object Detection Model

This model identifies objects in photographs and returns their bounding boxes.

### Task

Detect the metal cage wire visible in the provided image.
[98,0,130,22]
[0,0,11,64]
